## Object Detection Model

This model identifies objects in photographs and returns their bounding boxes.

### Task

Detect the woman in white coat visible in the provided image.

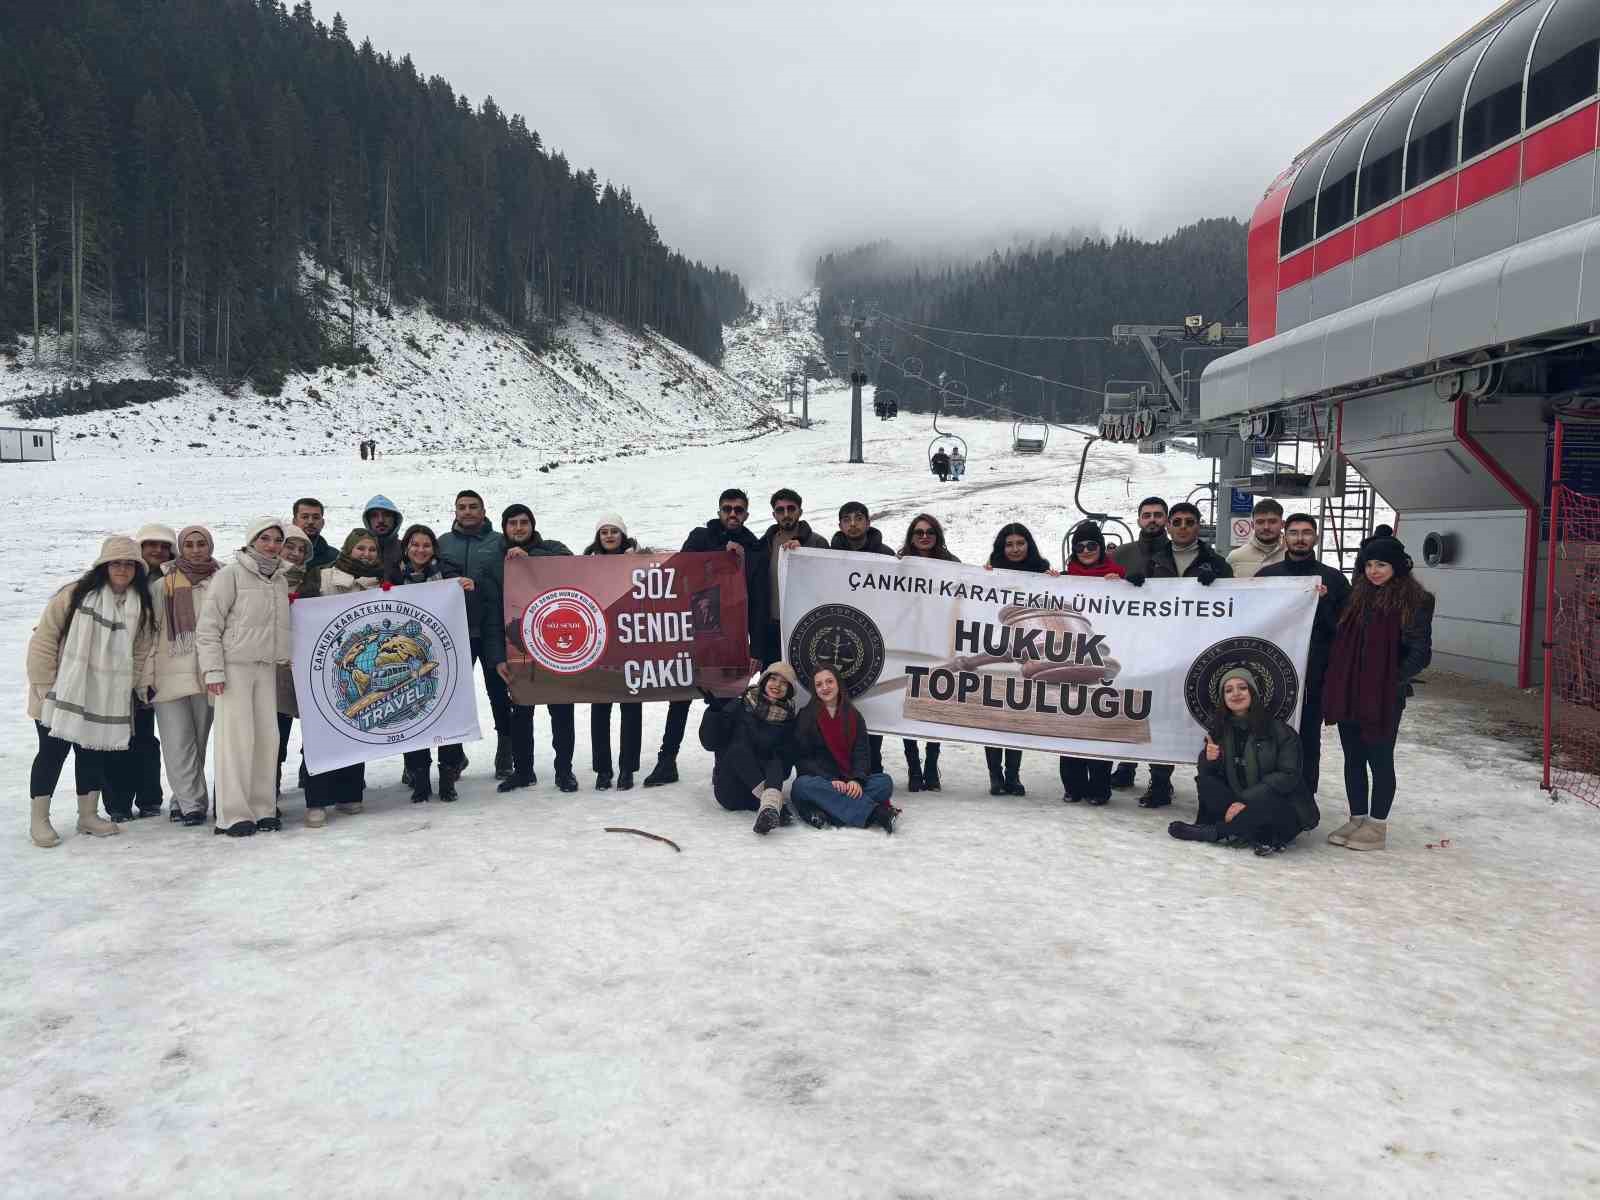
[196,517,291,837]
[152,525,222,827]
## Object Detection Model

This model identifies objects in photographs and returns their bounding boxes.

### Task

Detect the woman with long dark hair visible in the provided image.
[393,524,476,803]
[583,514,650,790]
[1168,666,1316,853]
[1059,522,1126,807]
[981,522,1056,796]
[790,665,898,832]
[26,537,158,847]
[898,513,958,792]
[1322,536,1434,852]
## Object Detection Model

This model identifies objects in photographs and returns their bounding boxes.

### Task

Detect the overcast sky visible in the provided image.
[331,0,1492,291]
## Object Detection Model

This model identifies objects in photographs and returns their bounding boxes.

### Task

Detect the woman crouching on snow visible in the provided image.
[789,665,898,833]
[583,513,651,791]
[26,537,157,847]
[696,662,799,835]
[392,523,475,804]
[1168,666,1316,854]
[196,517,291,838]
[295,529,386,827]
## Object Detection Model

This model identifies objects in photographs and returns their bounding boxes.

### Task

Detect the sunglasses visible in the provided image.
[1169,516,1197,527]
[720,505,747,515]
[1073,543,1099,553]
[912,528,936,538]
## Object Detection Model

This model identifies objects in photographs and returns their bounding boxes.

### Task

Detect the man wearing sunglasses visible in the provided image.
[1166,502,1231,585]
[641,488,769,787]
[756,488,828,667]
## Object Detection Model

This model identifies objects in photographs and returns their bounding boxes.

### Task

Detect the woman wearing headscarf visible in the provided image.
[1322,535,1434,852]
[981,522,1056,797]
[26,536,158,847]
[897,513,959,792]
[151,524,223,827]
[296,529,386,827]
[196,517,292,837]
[497,503,577,792]
[392,523,475,803]
[1167,666,1316,854]
[583,513,650,790]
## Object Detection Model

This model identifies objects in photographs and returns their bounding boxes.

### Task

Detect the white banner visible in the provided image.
[291,581,482,773]
[780,549,1318,763]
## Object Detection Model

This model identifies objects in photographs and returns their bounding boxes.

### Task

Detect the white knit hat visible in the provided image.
[282,524,312,546]
[594,513,629,537]
[135,523,178,549]
[244,516,286,547]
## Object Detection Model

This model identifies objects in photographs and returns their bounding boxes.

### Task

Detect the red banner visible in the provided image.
[502,551,751,704]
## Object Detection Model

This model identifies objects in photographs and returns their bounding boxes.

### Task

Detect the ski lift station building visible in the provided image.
[0,425,55,463]
[1199,0,1600,688]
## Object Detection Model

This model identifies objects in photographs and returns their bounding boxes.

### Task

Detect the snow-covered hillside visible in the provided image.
[720,290,827,407]
[0,281,782,461]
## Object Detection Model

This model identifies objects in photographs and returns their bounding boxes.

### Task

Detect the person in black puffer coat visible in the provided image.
[583,513,651,791]
[697,662,798,835]
[498,503,577,793]
[897,513,959,793]
[1168,665,1316,854]
[641,488,769,788]
[982,522,1056,796]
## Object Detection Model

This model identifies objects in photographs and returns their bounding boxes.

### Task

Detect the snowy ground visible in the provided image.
[3,390,1598,1198]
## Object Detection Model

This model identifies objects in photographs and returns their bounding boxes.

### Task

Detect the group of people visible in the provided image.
[24,484,1432,856]
[930,445,966,482]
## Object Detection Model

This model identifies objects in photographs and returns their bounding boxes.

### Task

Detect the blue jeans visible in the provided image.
[792,773,894,827]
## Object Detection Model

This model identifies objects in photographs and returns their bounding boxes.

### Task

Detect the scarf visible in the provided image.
[396,558,443,585]
[41,585,137,750]
[335,536,387,582]
[244,547,281,578]
[1222,717,1261,795]
[743,684,795,724]
[283,561,308,593]
[1322,607,1403,742]
[163,557,220,648]
[817,703,856,776]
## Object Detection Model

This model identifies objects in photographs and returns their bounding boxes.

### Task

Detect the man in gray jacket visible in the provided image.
[437,490,509,776]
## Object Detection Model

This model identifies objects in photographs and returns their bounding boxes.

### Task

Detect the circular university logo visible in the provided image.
[520,588,607,674]
[787,603,887,698]
[311,605,455,745]
[1182,636,1300,728]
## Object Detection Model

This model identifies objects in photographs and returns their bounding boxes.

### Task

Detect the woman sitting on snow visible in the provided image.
[788,665,898,833]
[696,662,799,836]
[1167,666,1317,854]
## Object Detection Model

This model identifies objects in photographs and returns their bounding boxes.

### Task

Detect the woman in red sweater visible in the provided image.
[789,665,898,832]
[1060,522,1127,806]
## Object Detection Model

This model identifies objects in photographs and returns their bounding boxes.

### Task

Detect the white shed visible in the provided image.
[0,426,56,463]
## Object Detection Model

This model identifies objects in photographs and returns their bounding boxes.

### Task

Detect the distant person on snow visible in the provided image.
[641,488,767,789]
[696,661,799,835]
[500,503,578,793]
[757,488,828,667]
[360,494,405,574]
[1058,522,1127,808]
[931,446,951,482]
[1227,498,1287,578]
[830,501,895,775]
[26,536,157,848]
[196,517,291,838]
[789,665,898,833]
[583,513,651,791]
[896,512,959,793]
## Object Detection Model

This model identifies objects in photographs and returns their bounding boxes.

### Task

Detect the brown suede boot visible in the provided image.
[75,792,121,838]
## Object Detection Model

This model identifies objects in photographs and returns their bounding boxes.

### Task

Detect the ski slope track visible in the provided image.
[1,362,1596,1197]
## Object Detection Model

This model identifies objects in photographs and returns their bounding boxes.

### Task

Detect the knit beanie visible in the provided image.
[1361,536,1412,577]
[1219,665,1259,694]
[94,535,142,568]
[1071,521,1105,552]
[502,503,534,530]
[765,661,800,691]
[243,516,285,547]
[135,523,178,550]
[594,512,629,538]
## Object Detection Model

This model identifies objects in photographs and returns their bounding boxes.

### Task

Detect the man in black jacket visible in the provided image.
[756,487,829,666]
[1166,502,1232,583]
[829,501,894,772]
[1258,513,1351,797]
[1110,496,1176,583]
[641,488,769,787]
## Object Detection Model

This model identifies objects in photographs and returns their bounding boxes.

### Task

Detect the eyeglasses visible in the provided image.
[720,505,747,515]
[912,528,936,538]
[1169,516,1197,527]
[773,504,799,515]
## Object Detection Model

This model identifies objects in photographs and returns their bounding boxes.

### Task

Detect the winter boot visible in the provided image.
[988,771,1008,796]
[494,734,513,781]
[334,800,363,815]
[180,810,208,827]
[1109,763,1137,790]
[555,769,579,793]
[867,802,897,835]
[753,788,783,835]
[616,770,635,791]
[75,793,120,838]
[400,766,415,789]
[595,770,614,791]
[496,771,535,793]
[410,766,432,804]
[305,807,327,829]
[1344,819,1386,851]
[215,820,255,837]
[922,745,942,791]
[1168,820,1222,842]
[1138,780,1174,809]
[255,817,282,832]
[1004,770,1026,797]
[30,796,61,848]
[642,756,679,788]
[905,744,925,793]
[1326,816,1364,846]
[438,765,460,803]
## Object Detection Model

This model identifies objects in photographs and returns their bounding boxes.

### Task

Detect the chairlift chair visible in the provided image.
[1013,419,1049,454]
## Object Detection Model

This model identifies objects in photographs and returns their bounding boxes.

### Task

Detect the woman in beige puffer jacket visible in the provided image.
[196,516,291,837]
[151,525,223,826]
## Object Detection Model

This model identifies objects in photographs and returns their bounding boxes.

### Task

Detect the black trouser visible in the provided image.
[404,744,467,773]
[1338,713,1402,820]
[712,740,787,812]
[1299,674,1326,796]
[1147,763,1174,790]
[1059,757,1111,801]
[277,713,294,766]
[591,702,643,774]
[30,722,110,797]
[659,699,691,758]
[510,702,575,776]
[903,739,941,763]
[868,734,883,776]
[105,704,163,815]
[756,620,783,671]
[1195,772,1300,845]
[472,638,512,735]
[305,762,365,808]
[985,747,1022,778]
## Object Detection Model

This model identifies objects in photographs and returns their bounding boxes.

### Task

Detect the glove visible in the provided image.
[1126,571,1146,588]
[1195,563,1216,587]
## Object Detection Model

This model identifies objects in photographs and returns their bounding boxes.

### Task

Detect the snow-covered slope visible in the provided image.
[719,289,827,406]
[0,282,782,460]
